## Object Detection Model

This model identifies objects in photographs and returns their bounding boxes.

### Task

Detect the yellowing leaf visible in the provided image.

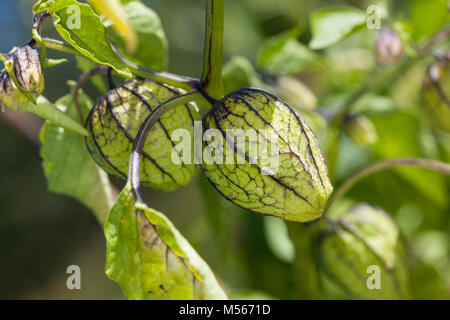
[89,0,138,54]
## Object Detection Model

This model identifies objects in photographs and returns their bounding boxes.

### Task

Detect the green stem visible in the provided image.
[40,37,199,90]
[42,38,82,56]
[200,0,224,100]
[286,221,321,300]
[325,157,450,215]
[73,66,110,123]
[33,13,50,64]
[108,40,199,90]
[128,92,204,204]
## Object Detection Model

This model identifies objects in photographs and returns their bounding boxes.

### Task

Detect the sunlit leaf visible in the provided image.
[259,35,317,75]
[22,96,88,136]
[33,0,56,14]
[47,0,132,77]
[105,183,227,299]
[309,7,366,50]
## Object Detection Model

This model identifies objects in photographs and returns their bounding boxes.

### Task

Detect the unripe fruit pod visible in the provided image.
[86,79,197,191]
[0,73,19,111]
[10,43,44,96]
[317,204,409,299]
[422,56,450,133]
[343,115,378,145]
[201,88,333,222]
[374,29,403,65]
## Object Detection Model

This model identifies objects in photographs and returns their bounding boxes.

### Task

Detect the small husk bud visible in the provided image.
[422,56,450,133]
[201,88,333,222]
[317,204,409,299]
[86,79,197,191]
[343,115,378,145]
[0,73,20,111]
[11,43,44,96]
[374,29,403,65]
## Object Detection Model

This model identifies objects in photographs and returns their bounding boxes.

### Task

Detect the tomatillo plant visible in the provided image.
[1,0,450,300]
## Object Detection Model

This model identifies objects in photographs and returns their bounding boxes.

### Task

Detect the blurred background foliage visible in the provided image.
[0,0,449,299]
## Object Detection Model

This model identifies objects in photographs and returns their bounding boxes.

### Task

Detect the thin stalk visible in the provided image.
[128,92,204,204]
[32,13,50,64]
[325,158,450,215]
[42,38,82,56]
[131,65,198,91]
[109,40,199,90]
[73,66,110,123]
[200,0,224,100]
[40,37,199,90]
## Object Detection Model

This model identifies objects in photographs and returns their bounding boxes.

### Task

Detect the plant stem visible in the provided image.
[32,13,50,64]
[325,157,450,215]
[40,37,199,90]
[128,91,204,204]
[108,40,199,90]
[73,66,110,123]
[200,0,224,100]
[42,38,82,56]
[286,221,321,300]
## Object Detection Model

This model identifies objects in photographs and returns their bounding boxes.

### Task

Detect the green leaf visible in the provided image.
[259,35,317,75]
[309,7,367,50]
[371,112,448,208]
[222,56,261,94]
[47,0,132,77]
[411,0,448,42]
[22,96,88,136]
[39,92,114,223]
[105,183,227,300]
[104,1,168,70]
[33,0,56,14]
